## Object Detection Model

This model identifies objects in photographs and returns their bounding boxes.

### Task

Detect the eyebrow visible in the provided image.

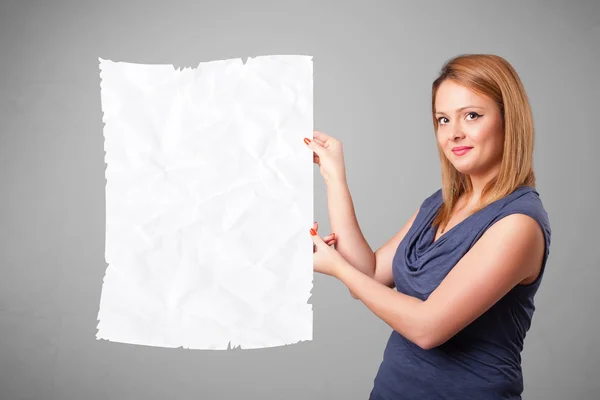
[435,106,485,115]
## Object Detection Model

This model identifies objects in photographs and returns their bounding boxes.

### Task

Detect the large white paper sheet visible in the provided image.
[96,55,313,349]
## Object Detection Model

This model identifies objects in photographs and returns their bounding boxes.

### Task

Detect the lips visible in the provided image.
[452,146,473,151]
[452,146,473,156]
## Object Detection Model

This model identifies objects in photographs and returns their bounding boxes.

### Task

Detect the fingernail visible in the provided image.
[310,228,316,236]
[304,138,311,145]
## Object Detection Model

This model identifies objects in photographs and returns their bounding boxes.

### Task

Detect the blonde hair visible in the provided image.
[431,54,536,232]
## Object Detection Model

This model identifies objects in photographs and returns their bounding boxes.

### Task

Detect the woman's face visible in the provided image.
[434,79,504,177]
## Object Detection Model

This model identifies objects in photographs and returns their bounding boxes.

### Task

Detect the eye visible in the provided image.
[436,112,482,125]
[466,112,482,120]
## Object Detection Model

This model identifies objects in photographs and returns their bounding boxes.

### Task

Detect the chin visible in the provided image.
[453,167,472,175]
[449,161,476,175]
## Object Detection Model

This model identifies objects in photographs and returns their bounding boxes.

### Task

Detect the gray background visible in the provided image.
[1,0,598,399]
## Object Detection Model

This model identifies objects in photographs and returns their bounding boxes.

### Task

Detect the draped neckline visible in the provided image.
[426,186,535,249]
[429,201,479,247]
[428,201,472,248]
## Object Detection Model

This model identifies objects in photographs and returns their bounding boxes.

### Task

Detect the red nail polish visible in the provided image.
[304,138,311,145]
[310,228,316,236]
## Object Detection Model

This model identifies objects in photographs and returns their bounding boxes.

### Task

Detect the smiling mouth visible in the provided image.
[452,147,472,155]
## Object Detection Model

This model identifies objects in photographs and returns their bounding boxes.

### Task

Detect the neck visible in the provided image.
[465,163,501,205]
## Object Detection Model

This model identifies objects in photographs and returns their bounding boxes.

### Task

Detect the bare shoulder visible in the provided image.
[484,213,546,284]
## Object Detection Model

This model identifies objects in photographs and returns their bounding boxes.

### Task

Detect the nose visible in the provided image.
[449,121,465,141]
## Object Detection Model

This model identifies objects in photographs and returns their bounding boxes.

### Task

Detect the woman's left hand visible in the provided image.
[310,222,348,278]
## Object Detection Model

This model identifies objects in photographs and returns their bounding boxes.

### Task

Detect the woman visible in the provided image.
[304,54,551,399]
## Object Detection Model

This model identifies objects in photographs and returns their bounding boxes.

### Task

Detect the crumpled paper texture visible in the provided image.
[96,55,313,349]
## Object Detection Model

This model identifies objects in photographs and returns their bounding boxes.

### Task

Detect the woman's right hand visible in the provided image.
[312,222,336,253]
[304,130,347,185]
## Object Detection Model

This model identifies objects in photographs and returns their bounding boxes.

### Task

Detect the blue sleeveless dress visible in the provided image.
[369,185,552,400]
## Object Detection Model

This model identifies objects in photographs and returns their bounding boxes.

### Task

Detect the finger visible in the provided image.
[313,130,333,143]
[312,137,326,146]
[304,136,324,156]
[309,227,326,247]
[313,221,318,230]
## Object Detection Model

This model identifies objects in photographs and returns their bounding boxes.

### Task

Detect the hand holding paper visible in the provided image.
[305,130,348,185]
[312,221,337,253]
[310,225,348,278]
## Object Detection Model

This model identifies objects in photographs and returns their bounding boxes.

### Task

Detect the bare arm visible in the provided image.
[326,179,376,284]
